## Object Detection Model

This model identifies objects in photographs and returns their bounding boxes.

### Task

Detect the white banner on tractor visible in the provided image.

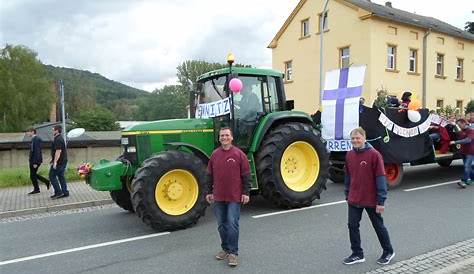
[196,97,231,119]
[321,66,366,151]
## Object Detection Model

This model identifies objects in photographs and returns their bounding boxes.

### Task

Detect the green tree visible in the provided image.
[465,100,474,114]
[136,85,188,120]
[0,44,54,132]
[73,107,120,131]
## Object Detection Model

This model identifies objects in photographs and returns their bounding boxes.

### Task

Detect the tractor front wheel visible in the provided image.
[131,151,208,231]
[256,122,329,208]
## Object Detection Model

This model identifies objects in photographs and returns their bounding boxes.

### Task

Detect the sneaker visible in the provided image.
[343,254,365,265]
[457,181,467,188]
[377,252,395,265]
[227,254,238,267]
[28,190,40,195]
[465,180,472,186]
[45,181,51,190]
[50,193,63,199]
[215,250,228,260]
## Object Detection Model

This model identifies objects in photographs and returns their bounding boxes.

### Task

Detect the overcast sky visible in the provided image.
[0,0,471,91]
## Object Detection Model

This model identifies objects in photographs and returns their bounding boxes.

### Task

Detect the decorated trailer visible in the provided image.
[320,66,462,188]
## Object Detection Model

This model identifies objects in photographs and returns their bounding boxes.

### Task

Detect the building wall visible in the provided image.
[271,0,474,114]
[0,146,122,169]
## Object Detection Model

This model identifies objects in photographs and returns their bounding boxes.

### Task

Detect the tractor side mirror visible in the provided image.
[285,100,294,110]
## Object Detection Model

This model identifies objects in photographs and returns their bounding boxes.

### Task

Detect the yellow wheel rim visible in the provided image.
[155,169,199,216]
[280,141,320,192]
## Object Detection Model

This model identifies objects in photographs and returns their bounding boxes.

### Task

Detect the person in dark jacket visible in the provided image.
[206,127,251,267]
[26,128,50,194]
[49,125,69,199]
[450,119,474,188]
[343,127,395,266]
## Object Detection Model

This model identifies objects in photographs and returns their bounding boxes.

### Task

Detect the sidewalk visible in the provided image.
[365,238,474,274]
[0,181,113,219]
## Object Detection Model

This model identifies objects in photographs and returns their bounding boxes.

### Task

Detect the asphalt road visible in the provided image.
[1,162,473,274]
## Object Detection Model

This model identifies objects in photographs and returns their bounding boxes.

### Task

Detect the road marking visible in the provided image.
[252,200,346,219]
[403,180,459,192]
[0,232,170,266]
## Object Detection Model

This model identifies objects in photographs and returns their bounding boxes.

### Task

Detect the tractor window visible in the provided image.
[267,77,280,112]
[233,76,264,120]
[199,75,227,104]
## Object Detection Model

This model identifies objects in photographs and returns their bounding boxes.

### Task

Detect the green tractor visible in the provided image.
[86,58,329,231]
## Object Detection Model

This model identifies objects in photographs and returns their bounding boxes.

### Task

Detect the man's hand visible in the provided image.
[241,195,250,204]
[33,164,38,168]
[53,163,57,169]
[376,205,385,214]
[450,141,455,145]
[205,194,214,204]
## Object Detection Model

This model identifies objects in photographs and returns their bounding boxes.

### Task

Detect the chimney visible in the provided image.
[385,1,392,7]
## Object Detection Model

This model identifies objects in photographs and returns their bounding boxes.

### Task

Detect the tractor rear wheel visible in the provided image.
[131,151,208,231]
[256,122,329,208]
[385,163,404,189]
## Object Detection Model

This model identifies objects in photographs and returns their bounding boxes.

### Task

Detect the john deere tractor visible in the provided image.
[86,57,329,231]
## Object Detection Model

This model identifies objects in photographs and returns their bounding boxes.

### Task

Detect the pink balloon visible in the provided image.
[229,78,243,93]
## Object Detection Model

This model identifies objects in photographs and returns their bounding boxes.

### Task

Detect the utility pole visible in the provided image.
[59,80,67,144]
[319,0,329,108]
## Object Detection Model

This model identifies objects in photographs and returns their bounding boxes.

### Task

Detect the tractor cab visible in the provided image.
[195,66,287,151]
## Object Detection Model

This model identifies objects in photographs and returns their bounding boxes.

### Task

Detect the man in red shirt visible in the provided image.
[343,127,395,265]
[450,119,474,188]
[206,127,251,267]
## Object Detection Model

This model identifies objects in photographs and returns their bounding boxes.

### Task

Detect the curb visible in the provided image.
[0,199,114,219]
[431,256,474,274]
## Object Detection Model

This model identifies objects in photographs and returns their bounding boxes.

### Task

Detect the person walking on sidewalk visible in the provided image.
[206,127,251,267]
[26,127,50,194]
[49,125,69,199]
[450,119,474,188]
[343,127,395,266]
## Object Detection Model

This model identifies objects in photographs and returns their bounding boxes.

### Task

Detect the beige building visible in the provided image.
[269,0,474,113]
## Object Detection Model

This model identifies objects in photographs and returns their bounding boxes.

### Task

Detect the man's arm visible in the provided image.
[344,173,350,200]
[375,176,387,206]
[451,137,471,145]
[32,138,42,165]
[241,173,251,196]
[53,149,61,168]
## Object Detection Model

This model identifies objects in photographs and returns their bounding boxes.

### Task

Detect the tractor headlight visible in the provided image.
[121,137,129,145]
[127,146,136,153]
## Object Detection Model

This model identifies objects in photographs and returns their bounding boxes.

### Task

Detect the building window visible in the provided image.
[387,45,397,70]
[409,49,417,73]
[340,47,350,68]
[301,19,310,37]
[457,42,464,50]
[437,37,445,45]
[456,100,463,113]
[284,61,293,81]
[319,11,328,32]
[387,26,397,35]
[436,53,444,76]
[456,58,464,80]
[436,99,444,109]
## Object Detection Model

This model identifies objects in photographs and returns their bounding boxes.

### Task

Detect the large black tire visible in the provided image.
[110,187,134,212]
[256,122,329,208]
[329,164,345,183]
[131,151,208,231]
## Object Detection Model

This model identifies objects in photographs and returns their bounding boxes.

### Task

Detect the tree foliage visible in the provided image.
[0,44,54,132]
[136,85,188,120]
[465,100,474,114]
[73,107,120,131]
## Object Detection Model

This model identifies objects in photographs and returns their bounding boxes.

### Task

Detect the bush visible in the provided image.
[0,166,81,188]
[465,100,474,114]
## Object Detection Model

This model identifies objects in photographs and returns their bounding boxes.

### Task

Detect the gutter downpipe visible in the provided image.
[422,28,431,108]
[319,0,330,109]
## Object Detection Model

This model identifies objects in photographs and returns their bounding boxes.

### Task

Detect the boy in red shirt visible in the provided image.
[206,127,251,267]
[343,127,395,265]
[450,119,474,188]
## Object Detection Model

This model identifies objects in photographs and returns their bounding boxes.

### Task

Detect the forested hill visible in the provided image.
[44,65,150,120]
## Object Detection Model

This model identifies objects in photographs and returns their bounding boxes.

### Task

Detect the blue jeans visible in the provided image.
[461,154,474,182]
[49,163,69,196]
[213,202,241,255]
[348,204,393,256]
